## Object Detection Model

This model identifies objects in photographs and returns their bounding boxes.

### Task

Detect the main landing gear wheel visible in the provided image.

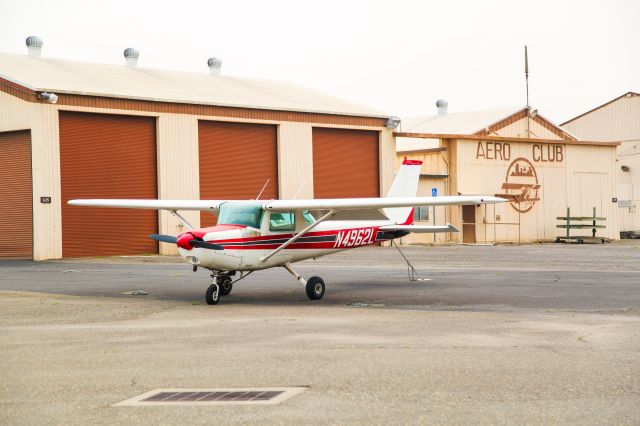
[218,276,233,296]
[205,283,221,305]
[306,276,325,300]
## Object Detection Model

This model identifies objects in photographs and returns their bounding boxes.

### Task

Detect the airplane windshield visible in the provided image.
[217,202,264,229]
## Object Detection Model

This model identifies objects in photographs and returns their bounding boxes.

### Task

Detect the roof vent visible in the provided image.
[124,48,139,67]
[207,57,222,75]
[436,99,448,115]
[26,36,43,57]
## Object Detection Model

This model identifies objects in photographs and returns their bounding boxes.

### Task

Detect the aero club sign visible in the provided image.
[475,141,565,213]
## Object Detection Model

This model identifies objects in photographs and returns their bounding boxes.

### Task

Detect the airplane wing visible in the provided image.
[263,196,506,211]
[68,195,505,211]
[67,199,228,210]
[379,224,459,233]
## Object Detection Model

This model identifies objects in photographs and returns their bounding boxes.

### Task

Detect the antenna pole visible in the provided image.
[524,45,530,108]
[525,45,531,137]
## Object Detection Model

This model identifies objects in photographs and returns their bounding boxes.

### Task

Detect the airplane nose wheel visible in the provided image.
[218,276,233,296]
[205,283,221,305]
[306,276,325,300]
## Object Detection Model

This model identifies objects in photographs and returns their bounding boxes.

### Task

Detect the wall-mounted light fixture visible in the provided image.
[37,92,58,104]
[385,117,401,129]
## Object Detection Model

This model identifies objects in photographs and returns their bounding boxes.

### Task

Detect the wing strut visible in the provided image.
[171,210,195,230]
[259,210,336,263]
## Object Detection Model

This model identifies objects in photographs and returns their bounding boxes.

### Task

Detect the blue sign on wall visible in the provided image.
[432,187,438,197]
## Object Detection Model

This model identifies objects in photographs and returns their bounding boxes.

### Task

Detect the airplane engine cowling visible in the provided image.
[176,233,195,250]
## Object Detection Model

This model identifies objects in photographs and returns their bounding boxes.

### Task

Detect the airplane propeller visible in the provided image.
[188,240,225,250]
[149,234,178,244]
[148,234,224,250]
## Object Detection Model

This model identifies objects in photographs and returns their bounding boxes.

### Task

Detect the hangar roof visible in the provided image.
[396,106,577,151]
[0,52,387,118]
[400,106,524,135]
[560,91,639,125]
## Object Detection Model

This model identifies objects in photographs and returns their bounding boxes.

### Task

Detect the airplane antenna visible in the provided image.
[292,181,306,200]
[255,179,270,200]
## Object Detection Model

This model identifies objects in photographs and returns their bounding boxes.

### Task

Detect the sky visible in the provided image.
[0,0,638,123]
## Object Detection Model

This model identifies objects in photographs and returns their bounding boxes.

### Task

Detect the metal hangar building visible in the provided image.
[0,37,397,260]
[395,101,620,244]
[561,92,640,236]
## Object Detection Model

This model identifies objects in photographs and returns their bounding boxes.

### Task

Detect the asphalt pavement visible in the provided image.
[1,242,639,424]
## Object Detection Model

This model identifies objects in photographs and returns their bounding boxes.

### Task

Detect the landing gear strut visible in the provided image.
[283,263,325,300]
[204,271,239,305]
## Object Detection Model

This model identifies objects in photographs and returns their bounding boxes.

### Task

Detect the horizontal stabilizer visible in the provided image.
[379,223,459,233]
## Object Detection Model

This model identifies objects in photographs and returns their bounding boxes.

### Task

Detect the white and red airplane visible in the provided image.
[69,159,505,305]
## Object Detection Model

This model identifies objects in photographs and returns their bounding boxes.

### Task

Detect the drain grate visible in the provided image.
[115,387,307,406]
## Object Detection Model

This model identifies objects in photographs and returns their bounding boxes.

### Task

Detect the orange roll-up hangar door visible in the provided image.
[198,121,278,227]
[59,112,158,257]
[312,128,380,198]
[0,130,33,258]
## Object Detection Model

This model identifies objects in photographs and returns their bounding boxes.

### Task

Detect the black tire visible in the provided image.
[218,276,233,296]
[305,276,325,300]
[205,284,221,305]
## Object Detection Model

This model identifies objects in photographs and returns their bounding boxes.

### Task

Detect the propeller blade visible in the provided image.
[189,240,225,250]
[149,234,178,244]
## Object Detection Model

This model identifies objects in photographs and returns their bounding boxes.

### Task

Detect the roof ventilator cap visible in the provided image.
[124,48,139,66]
[26,36,43,57]
[436,99,448,115]
[207,57,222,75]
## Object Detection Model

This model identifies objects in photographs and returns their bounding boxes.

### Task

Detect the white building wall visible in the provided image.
[0,91,62,260]
[397,137,618,244]
[156,114,200,255]
[562,94,640,232]
[278,122,314,199]
[497,117,563,140]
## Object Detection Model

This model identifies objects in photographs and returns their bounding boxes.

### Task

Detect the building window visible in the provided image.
[413,206,429,222]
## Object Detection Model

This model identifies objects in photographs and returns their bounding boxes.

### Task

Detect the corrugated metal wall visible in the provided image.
[59,111,158,257]
[278,122,314,199]
[156,114,200,254]
[312,127,380,198]
[563,94,640,232]
[0,130,32,258]
[198,120,278,228]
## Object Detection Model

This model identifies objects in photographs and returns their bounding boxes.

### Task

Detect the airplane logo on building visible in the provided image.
[496,157,541,213]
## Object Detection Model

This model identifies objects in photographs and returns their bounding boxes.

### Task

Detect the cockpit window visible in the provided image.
[303,210,316,224]
[269,212,295,232]
[217,202,263,229]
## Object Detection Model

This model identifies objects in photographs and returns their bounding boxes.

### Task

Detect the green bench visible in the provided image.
[556,207,608,244]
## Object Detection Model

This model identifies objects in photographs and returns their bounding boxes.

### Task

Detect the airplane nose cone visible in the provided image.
[176,233,195,250]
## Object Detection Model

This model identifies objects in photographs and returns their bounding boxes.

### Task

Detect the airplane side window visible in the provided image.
[269,212,295,232]
[303,210,316,224]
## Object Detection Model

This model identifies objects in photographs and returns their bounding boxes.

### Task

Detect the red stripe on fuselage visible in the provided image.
[210,228,359,244]
[210,227,387,250]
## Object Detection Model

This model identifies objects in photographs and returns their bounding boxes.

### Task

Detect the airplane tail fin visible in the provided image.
[383,158,422,224]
